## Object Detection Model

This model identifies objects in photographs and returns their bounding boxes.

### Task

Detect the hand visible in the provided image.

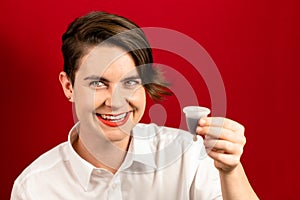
[196,117,246,174]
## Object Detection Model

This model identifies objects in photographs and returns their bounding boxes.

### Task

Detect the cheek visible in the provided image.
[93,92,107,108]
[130,87,146,111]
[73,85,96,116]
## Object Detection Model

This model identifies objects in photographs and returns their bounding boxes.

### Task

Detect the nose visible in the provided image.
[104,85,128,110]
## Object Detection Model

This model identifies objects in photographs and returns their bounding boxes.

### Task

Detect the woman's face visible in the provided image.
[72,46,146,143]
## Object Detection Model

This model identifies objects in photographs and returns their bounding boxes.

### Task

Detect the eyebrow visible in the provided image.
[83,75,109,82]
[83,75,141,82]
[121,75,141,82]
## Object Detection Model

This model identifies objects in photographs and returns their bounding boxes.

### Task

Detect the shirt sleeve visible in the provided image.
[189,156,223,200]
[10,179,29,200]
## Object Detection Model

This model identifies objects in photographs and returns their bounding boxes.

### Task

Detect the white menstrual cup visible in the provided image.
[183,106,211,141]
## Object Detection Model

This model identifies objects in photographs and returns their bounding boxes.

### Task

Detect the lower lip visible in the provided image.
[97,112,131,127]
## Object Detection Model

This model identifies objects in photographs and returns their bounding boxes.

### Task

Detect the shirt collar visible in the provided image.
[67,123,157,191]
[67,122,94,191]
[121,129,157,170]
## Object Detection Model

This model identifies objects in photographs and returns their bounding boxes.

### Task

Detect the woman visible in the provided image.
[11,11,259,200]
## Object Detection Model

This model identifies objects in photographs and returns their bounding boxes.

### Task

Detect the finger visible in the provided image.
[204,139,244,155]
[207,150,241,168]
[199,117,245,133]
[196,126,246,145]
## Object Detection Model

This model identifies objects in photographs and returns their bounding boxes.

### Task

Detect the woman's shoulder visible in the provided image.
[13,142,69,185]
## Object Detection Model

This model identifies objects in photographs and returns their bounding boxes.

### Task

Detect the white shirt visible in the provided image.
[11,123,222,200]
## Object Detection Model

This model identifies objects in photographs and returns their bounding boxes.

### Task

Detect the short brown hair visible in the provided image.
[62,11,171,100]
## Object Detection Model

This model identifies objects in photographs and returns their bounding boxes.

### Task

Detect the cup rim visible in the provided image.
[183,106,211,115]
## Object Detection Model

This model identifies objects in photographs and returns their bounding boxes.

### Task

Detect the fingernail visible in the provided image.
[200,118,206,125]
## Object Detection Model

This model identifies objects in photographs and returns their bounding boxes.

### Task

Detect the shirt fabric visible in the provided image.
[11,123,222,200]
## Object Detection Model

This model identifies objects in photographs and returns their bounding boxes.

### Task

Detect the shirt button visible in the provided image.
[111,183,117,190]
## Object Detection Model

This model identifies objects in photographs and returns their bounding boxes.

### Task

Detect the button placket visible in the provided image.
[111,183,117,190]
[108,175,122,199]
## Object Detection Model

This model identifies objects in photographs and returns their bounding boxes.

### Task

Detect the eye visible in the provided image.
[89,81,107,89]
[123,79,142,89]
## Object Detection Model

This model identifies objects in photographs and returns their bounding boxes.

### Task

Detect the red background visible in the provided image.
[1,0,299,199]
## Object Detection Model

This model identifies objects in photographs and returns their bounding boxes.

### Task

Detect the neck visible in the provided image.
[73,131,131,174]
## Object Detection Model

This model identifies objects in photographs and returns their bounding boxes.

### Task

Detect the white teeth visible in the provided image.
[100,113,127,122]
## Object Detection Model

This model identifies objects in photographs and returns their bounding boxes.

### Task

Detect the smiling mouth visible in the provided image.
[96,111,132,127]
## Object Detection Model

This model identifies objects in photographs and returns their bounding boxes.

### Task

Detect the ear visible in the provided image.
[59,72,74,102]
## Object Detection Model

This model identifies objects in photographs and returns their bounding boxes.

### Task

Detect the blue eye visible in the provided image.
[124,79,142,88]
[89,81,106,89]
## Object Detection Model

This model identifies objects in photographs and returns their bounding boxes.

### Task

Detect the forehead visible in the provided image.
[77,45,138,79]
